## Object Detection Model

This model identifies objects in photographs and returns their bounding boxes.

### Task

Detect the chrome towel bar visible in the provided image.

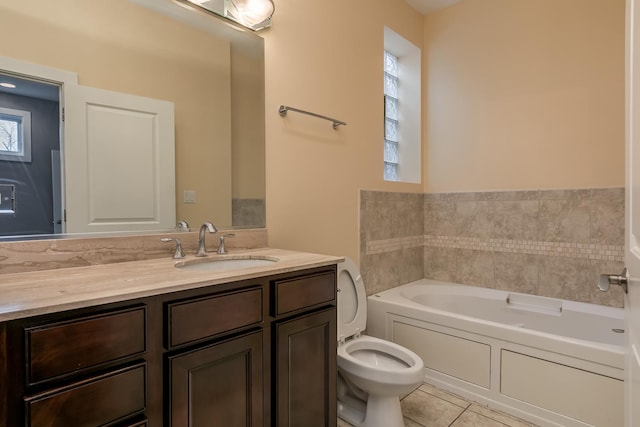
[278,105,346,129]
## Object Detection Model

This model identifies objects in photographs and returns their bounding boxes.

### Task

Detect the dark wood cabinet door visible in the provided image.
[274,308,337,427]
[168,330,263,427]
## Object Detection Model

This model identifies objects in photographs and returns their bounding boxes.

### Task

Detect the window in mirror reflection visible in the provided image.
[0,106,31,162]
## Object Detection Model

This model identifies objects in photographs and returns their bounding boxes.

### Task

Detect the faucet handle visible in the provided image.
[161,237,185,259]
[217,233,236,254]
[175,220,190,232]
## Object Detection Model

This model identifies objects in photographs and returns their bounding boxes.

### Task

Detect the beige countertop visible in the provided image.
[0,248,343,321]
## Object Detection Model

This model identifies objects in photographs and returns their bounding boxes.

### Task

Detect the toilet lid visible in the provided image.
[337,257,367,342]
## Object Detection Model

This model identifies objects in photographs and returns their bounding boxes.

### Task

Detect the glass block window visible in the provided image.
[383,27,421,184]
[384,51,399,181]
[0,107,31,162]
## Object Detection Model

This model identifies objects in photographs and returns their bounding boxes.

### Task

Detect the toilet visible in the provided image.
[336,258,424,427]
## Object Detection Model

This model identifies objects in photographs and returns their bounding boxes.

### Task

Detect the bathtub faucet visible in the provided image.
[598,268,628,293]
[196,222,218,257]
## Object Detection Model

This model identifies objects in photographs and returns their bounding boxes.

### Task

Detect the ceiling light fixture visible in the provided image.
[225,0,274,31]
[182,0,274,31]
[0,82,16,88]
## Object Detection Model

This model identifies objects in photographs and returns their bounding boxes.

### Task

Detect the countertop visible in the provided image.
[0,248,343,321]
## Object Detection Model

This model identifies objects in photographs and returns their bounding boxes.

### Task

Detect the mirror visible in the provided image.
[0,0,265,240]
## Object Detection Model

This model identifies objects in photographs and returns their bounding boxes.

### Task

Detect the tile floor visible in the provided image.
[337,383,538,427]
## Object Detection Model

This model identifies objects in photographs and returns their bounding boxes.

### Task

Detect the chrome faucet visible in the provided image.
[196,222,218,257]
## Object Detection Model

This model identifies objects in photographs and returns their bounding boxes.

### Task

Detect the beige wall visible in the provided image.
[262,0,624,263]
[232,47,266,199]
[0,0,233,226]
[262,0,424,262]
[424,0,625,192]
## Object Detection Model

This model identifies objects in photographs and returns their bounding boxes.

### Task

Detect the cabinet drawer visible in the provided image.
[167,287,263,348]
[25,363,146,427]
[26,306,146,385]
[273,271,336,316]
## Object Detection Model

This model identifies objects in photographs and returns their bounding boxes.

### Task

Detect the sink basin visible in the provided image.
[176,256,278,272]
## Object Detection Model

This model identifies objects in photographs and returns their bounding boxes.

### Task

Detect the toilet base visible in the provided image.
[337,393,366,426]
[337,392,405,427]
[362,394,404,427]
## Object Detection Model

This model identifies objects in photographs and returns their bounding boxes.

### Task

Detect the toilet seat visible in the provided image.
[337,335,423,385]
[337,258,367,344]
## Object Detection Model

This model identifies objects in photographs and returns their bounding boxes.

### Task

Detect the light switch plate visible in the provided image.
[183,190,196,204]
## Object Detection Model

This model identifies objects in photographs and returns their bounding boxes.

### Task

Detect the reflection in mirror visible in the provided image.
[0,0,265,240]
[175,0,275,31]
[0,74,60,236]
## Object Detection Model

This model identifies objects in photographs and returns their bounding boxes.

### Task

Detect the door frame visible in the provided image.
[0,56,77,234]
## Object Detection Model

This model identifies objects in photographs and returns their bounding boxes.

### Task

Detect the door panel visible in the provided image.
[168,331,263,427]
[274,308,337,427]
[64,85,175,233]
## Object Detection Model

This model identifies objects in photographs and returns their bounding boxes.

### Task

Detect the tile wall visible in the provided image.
[232,198,266,228]
[360,188,625,307]
[360,190,425,295]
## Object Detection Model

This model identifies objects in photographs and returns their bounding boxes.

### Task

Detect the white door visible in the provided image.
[64,85,175,233]
[626,0,640,425]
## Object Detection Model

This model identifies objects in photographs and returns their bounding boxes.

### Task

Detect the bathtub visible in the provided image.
[366,279,625,427]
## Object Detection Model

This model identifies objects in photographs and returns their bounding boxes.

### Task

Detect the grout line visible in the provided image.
[447,408,466,427]
[464,405,537,427]
[455,406,516,427]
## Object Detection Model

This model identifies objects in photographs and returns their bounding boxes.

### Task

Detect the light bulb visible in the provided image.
[230,0,274,28]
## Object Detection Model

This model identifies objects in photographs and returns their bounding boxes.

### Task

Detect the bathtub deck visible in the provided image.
[337,383,537,427]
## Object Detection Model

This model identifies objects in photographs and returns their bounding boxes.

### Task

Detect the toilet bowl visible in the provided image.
[336,258,424,427]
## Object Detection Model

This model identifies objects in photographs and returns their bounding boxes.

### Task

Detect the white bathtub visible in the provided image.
[366,279,625,427]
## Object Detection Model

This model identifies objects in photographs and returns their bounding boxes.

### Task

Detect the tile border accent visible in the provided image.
[365,234,624,262]
[424,235,624,261]
[365,235,424,254]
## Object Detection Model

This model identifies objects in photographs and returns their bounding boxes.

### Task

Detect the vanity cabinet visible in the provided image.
[272,271,337,427]
[0,264,337,427]
[274,309,336,427]
[165,285,266,427]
